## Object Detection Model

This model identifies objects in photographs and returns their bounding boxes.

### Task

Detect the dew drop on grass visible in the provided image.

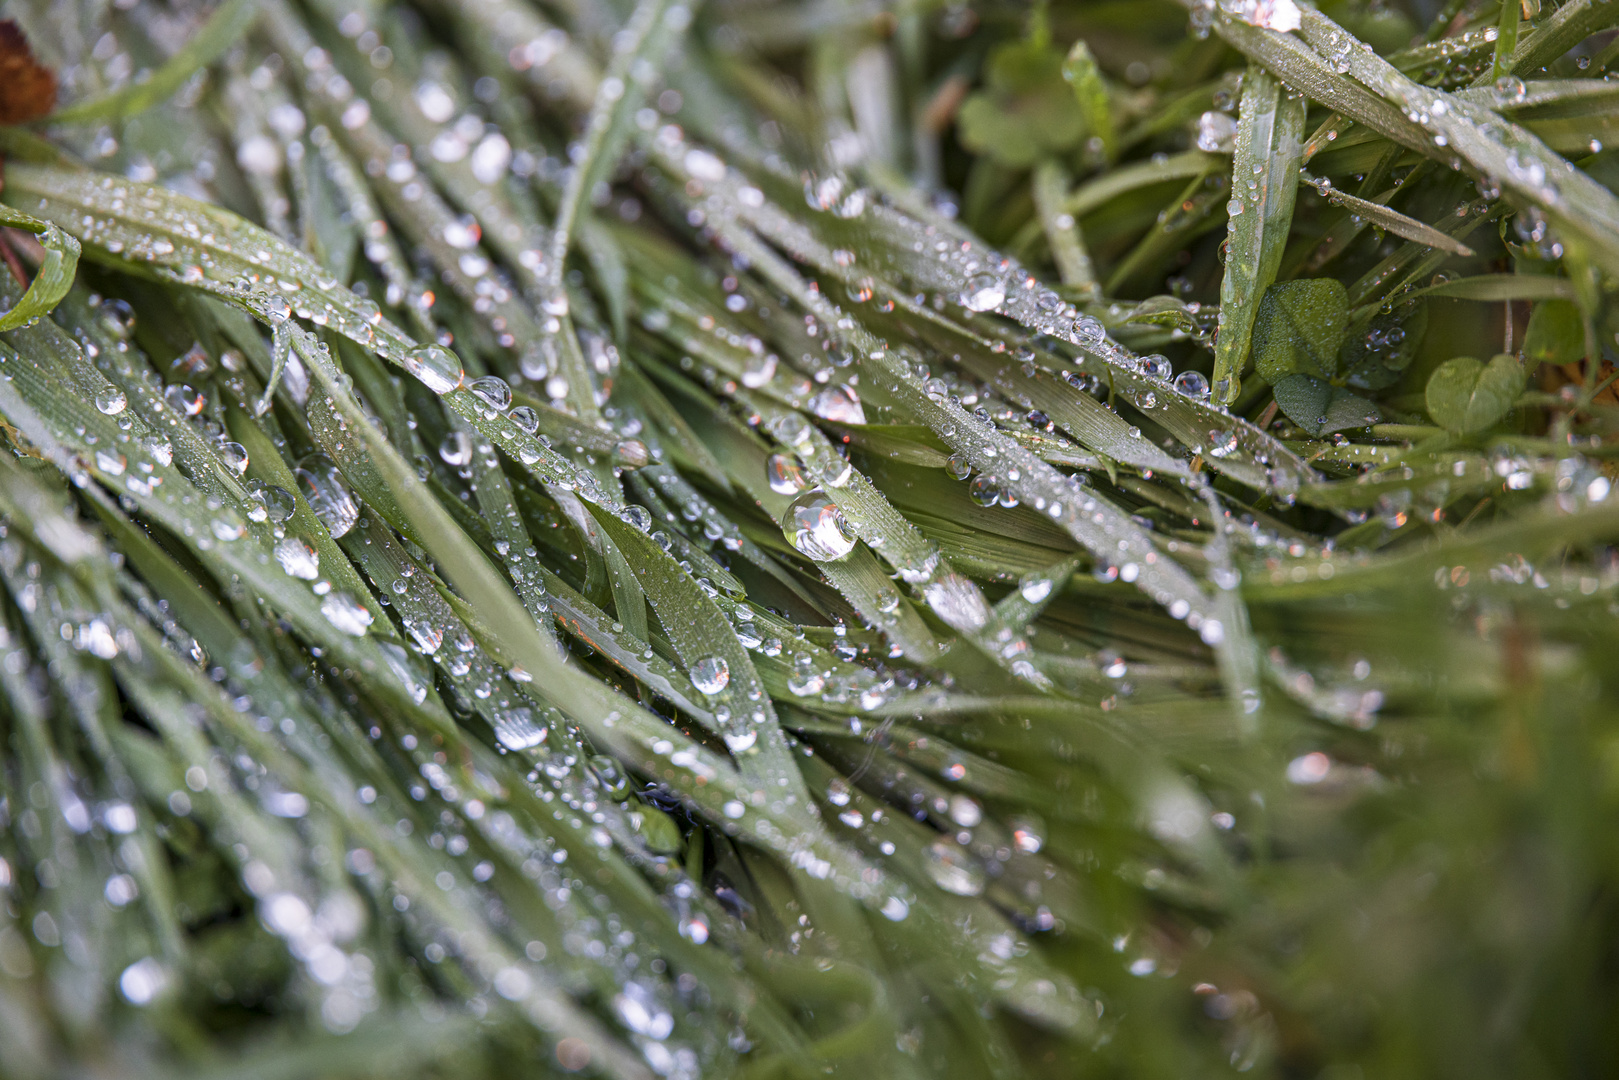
[321,592,373,636]
[219,441,249,475]
[1020,576,1054,603]
[809,385,865,424]
[960,273,1006,312]
[495,707,547,752]
[439,430,472,466]
[923,839,986,896]
[274,537,320,580]
[509,406,540,435]
[691,656,730,695]
[589,755,631,798]
[295,455,360,538]
[406,344,465,394]
[766,453,807,494]
[468,375,512,411]
[165,384,206,416]
[724,729,757,753]
[1173,371,1211,399]
[782,492,858,560]
[1206,429,1240,459]
[95,387,127,415]
[741,353,777,388]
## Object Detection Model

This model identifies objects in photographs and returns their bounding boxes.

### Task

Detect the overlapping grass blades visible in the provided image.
[2,0,1619,1077]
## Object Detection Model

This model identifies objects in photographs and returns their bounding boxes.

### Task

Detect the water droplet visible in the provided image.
[1206,429,1240,459]
[439,430,472,466]
[741,353,777,388]
[723,729,757,753]
[165,384,206,416]
[495,707,547,751]
[1173,371,1211,400]
[405,344,465,395]
[1139,354,1173,380]
[295,455,359,538]
[95,387,127,415]
[321,592,374,636]
[1020,577,1054,603]
[468,375,512,411]
[808,385,866,425]
[923,839,985,896]
[782,492,857,561]
[1072,314,1105,346]
[273,533,320,579]
[945,452,972,480]
[509,405,540,435]
[589,755,631,798]
[960,273,1006,312]
[1494,73,1527,104]
[266,294,292,323]
[766,453,807,495]
[218,441,249,475]
[691,656,730,695]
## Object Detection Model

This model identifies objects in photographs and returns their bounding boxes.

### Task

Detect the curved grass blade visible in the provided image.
[0,205,79,332]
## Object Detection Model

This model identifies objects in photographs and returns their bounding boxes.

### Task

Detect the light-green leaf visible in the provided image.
[1271,374,1381,437]
[1425,354,1525,433]
[1252,279,1349,384]
[0,205,80,332]
[1522,299,1584,369]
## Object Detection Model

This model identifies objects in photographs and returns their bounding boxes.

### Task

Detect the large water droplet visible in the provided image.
[509,405,540,435]
[923,839,985,896]
[295,455,359,538]
[766,453,807,495]
[218,441,249,475]
[495,707,547,752]
[274,537,320,580]
[95,387,128,415]
[468,375,512,411]
[782,492,857,561]
[691,656,730,695]
[1173,371,1211,400]
[439,430,472,466]
[405,344,465,395]
[321,592,374,635]
[960,273,1006,312]
[809,385,866,425]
